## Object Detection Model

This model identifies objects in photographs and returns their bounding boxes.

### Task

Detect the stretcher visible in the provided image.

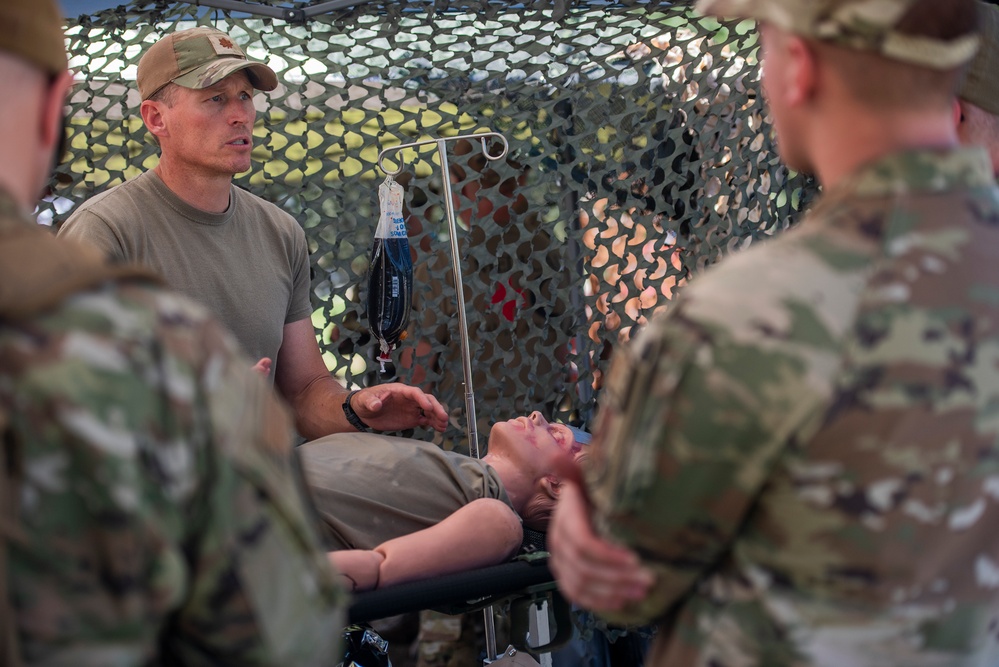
[347,529,574,661]
[364,134,579,664]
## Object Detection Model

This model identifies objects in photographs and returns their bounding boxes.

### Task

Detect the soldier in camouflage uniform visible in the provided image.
[0,1,347,664]
[958,1,999,175]
[548,0,999,665]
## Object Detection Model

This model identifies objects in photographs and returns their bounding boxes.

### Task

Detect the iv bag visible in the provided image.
[366,174,413,372]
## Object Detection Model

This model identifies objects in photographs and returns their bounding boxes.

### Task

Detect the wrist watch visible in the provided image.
[342,390,371,432]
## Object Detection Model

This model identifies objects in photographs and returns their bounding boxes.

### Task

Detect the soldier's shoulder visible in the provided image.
[674,223,872,341]
[75,280,214,331]
[232,185,303,233]
[9,281,228,373]
[65,172,155,223]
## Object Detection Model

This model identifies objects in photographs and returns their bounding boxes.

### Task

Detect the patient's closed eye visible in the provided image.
[549,425,570,446]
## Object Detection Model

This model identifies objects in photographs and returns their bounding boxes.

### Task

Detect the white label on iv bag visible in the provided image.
[377,176,407,239]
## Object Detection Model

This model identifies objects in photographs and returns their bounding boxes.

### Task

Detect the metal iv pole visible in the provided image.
[376,131,509,662]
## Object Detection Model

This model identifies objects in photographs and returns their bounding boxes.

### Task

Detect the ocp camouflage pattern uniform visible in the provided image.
[588,147,999,666]
[0,189,347,665]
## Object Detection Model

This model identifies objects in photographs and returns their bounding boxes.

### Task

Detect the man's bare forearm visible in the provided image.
[285,373,353,441]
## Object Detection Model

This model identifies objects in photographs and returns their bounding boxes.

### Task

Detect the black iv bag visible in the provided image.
[366,174,413,373]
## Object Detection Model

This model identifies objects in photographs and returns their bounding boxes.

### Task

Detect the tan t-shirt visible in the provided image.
[298,432,514,551]
[58,170,312,368]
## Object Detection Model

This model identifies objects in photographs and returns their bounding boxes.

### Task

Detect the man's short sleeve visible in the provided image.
[58,209,126,262]
[286,221,313,325]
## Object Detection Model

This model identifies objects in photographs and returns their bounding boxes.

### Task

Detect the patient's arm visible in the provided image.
[329,498,524,591]
[329,549,384,592]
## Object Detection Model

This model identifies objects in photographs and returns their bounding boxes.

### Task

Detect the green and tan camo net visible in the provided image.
[47,0,817,451]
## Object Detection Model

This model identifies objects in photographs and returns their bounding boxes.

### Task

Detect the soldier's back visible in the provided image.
[0,217,345,666]
[595,147,999,667]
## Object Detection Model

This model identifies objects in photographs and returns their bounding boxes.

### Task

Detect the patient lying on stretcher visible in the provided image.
[298,412,587,592]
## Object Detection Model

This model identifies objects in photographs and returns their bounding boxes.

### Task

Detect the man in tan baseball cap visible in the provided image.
[548,1,999,666]
[957,1,999,175]
[137,25,278,101]
[59,24,450,441]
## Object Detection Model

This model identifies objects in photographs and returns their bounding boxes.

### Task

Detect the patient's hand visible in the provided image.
[329,550,385,592]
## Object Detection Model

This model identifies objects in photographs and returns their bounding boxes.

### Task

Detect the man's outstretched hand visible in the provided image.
[351,383,449,432]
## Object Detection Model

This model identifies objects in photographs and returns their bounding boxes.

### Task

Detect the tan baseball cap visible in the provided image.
[137,26,278,101]
[961,2,999,115]
[0,0,67,75]
[696,0,980,70]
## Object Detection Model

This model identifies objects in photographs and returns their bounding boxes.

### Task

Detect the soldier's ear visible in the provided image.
[953,98,966,128]
[141,98,169,141]
[41,70,72,159]
[540,474,562,500]
[784,35,818,107]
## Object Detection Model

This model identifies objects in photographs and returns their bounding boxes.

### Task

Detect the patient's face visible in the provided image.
[489,412,585,469]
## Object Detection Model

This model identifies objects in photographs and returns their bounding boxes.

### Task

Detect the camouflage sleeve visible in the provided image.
[160,292,347,665]
[586,297,829,627]
[7,285,345,666]
[56,209,127,262]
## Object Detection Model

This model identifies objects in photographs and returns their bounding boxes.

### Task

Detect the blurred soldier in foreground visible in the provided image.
[0,1,345,664]
[958,0,999,174]
[548,0,999,665]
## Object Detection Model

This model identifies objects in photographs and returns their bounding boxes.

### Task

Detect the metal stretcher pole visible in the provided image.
[377,131,509,662]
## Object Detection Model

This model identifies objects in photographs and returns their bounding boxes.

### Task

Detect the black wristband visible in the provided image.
[342,390,371,432]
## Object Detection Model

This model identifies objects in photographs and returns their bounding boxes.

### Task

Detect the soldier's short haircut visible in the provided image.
[147,82,178,107]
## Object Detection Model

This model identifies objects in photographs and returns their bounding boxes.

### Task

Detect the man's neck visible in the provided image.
[810,107,959,189]
[0,178,33,216]
[153,158,233,214]
[0,137,43,216]
[481,453,531,516]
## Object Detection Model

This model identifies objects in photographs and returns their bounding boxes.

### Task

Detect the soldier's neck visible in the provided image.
[811,108,958,190]
[153,159,233,214]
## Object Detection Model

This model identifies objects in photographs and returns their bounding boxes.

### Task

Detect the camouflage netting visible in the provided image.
[46,0,817,452]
